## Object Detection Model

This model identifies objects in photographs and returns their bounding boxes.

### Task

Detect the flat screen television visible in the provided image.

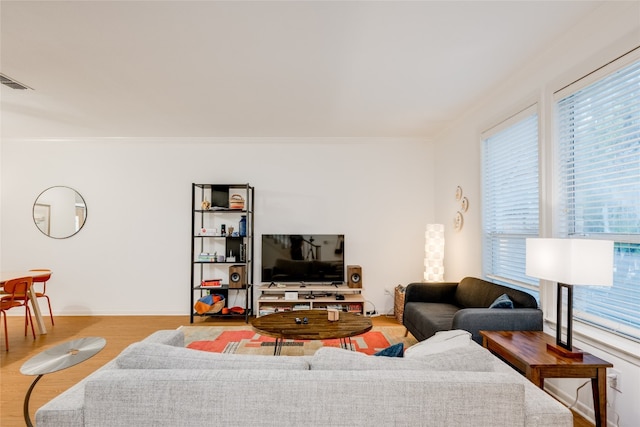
[261,234,345,283]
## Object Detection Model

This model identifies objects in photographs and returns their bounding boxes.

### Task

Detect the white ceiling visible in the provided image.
[0,1,605,139]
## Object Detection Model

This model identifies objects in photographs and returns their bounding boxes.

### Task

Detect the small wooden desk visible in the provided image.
[0,271,51,335]
[480,330,612,427]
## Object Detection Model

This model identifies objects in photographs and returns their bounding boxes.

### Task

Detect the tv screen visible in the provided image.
[261,234,345,283]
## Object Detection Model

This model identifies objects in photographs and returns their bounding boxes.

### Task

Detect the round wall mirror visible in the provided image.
[33,186,87,239]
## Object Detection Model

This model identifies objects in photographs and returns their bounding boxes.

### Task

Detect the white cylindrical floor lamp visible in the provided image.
[424,224,445,282]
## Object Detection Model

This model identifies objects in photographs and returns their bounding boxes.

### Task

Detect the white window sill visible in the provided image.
[544,320,640,366]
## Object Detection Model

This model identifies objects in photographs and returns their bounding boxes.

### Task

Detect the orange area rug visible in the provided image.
[179,325,416,356]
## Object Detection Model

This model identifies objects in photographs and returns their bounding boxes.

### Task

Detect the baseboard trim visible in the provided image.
[544,381,595,425]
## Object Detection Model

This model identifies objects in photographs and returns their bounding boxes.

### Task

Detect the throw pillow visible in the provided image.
[373,342,404,357]
[309,344,494,372]
[403,329,471,358]
[115,342,309,370]
[489,293,514,309]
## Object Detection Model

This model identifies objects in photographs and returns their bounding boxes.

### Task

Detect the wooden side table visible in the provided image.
[480,330,612,427]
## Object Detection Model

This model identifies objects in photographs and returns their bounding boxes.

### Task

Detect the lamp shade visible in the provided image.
[525,238,614,286]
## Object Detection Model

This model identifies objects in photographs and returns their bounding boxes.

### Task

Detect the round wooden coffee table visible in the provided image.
[251,310,372,355]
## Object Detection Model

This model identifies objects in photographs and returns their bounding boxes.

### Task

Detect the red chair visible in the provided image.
[1,276,37,351]
[28,269,54,325]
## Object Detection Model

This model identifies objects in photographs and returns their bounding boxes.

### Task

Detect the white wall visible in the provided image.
[1,137,434,317]
[432,2,640,426]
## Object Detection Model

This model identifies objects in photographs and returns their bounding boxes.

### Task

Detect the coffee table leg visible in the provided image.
[339,337,354,351]
[274,338,283,356]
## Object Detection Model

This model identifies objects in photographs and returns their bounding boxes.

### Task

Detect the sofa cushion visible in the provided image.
[373,342,404,357]
[403,301,459,341]
[455,277,538,309]
[489,294,514,309]
[310,340,494,372]
[115,342,309,370]
[403,329,471,358]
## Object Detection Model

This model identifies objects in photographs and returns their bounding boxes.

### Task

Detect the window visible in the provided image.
[556,55,640,341]
[482,106,540,293]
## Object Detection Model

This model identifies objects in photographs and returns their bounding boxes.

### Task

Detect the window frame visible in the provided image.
[552,48,640,342]
[481,103,541,295]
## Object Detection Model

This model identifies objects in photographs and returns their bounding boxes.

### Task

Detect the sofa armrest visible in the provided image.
[141,330,185,347]
[404,282,458,305]
[452,308,543,344]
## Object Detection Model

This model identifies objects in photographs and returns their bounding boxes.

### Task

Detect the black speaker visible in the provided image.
[229,265,246,289]
[347,265,362,288]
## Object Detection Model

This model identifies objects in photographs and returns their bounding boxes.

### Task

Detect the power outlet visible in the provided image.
[607,368,622,393]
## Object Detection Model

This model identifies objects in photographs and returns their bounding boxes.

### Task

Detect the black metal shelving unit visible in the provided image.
[190,183,254,323]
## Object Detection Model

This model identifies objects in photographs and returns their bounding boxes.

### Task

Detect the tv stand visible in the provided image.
[256,283,364,316]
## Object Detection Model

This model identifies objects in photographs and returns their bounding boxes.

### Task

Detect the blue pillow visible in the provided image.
[489,293,514,309]
[373,342,404,357]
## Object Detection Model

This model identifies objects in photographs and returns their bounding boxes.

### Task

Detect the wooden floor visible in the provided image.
[1,315,593,427]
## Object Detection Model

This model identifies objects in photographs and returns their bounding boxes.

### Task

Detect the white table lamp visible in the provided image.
[526,238,613,358]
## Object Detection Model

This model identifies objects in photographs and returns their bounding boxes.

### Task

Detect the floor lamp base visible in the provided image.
[24,374,43,427]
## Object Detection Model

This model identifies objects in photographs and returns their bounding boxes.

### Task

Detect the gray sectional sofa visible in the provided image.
[403,277,543,343]
[35,328,572,427]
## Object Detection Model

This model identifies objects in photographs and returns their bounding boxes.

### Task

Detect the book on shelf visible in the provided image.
[259,309,275,316]
[259,306,293,314]
[347,303,363,312]
[201,279,222,288]
[197,253,216,262]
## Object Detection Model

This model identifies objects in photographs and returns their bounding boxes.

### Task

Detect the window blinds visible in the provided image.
[482,106,540,290]
[556,57,640,340]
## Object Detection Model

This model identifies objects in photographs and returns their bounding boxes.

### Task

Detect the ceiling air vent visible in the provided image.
[0,73,32,90]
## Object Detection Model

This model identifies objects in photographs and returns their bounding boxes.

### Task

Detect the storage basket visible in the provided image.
[394,285,406,323]
[194,293,225,315]
[229,194,245,209]
[207,299,225,314]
